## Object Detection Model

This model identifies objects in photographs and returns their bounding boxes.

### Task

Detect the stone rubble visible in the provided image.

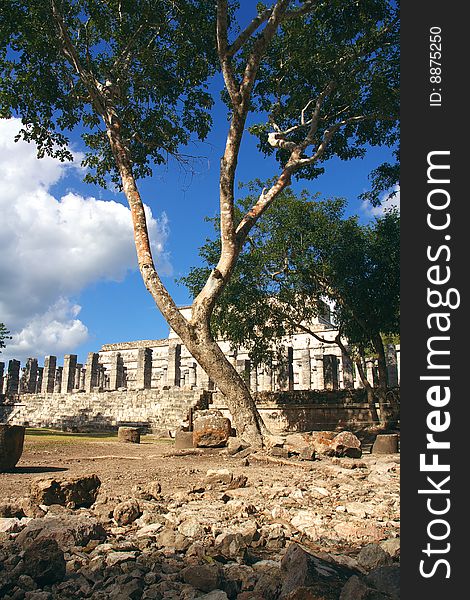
[0,450,400,599]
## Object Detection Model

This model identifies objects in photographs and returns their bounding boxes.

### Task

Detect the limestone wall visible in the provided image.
[0,388,210,434]
[212,388,399,435]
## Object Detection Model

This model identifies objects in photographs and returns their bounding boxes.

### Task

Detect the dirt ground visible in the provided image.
[0,428,391,504]
[1,430,248,500]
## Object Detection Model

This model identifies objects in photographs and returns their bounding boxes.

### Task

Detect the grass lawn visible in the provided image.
[24,428,173,445]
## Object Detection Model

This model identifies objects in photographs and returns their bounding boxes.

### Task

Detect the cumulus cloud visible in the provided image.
[361,185,400,218]
[0,118,171,363]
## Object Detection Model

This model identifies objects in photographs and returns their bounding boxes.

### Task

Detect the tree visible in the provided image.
[183,187,400,425]
[1,1,399,445]
[0,323,12,353]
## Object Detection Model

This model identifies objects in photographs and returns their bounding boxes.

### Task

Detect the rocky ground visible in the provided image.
[0,430,400,599]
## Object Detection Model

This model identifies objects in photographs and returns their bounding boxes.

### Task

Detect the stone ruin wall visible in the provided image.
[0,388,211,435]
[0,324,400,433]
[0,333,400,397]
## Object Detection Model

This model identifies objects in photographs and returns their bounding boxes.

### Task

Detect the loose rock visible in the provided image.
[29,474,101,509]
[193,410,232,448]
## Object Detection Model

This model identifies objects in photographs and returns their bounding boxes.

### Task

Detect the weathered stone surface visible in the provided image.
[298,447,316,461]
[15,515,106,550]
[380,538,400,559]
[22,537,66,586]
[310,431,337,456]
[113,499,142,526]
[198,592,229,600]
[372,434,399,454]
[340,575,388,600]
[357,544,393,571]
[193,410,232,448]
[0,517,25,533]
[205,469,234,485]
[0,501,26,518]
[118,426,140,443]
[330,431,362,458]
[174,430,195,449]
[131,481,162,501]
[280,543,357,599]
[366,566,400,600]
[0,424,25,472]
[180,563,222,592]
[29,474,101,508]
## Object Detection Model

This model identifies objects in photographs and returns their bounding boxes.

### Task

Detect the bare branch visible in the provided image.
[50,0,107,116]
[293,113,393,169]
[240,0,290,106]
[227,8,273,57]
[216,0,239,104]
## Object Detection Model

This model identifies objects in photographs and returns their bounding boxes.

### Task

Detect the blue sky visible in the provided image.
[0,6,398,367]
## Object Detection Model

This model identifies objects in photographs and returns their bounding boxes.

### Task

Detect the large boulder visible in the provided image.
[309,431,362,458]
[193,410,232,448]
[0,425,25,472]
[29,474,101,508]
[15,514,106,551]
[181,563,222,592]
[330,431,362,458]
[310,431,337,456]
[113,499,142,525]
[280,543,358,599]
[22,537,66,586]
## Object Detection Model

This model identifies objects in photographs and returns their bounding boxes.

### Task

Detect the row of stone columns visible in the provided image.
[1,342,400,396]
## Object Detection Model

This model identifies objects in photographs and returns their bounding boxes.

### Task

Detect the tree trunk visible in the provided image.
[105,121,266,447]
[184,322,267,446]
[372,333,396,429]
[354,357,379,423]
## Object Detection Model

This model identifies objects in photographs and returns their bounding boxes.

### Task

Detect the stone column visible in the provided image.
[79,367,86,391]
[109,353,124,390]
[61,354,77,394]
[188,363,197,388]
[323,354,339,390]
[366,358,375,386]
[386,344,399,387]
[249,365,258,393]
[0,361,4,394]
[54,367,63,393]
[73,363,83,391]
[84,352,99,392]
[261,364,272,391]
[21,358,39,393]
[41,355,57,394]
[277,346,294,392]
[196,363,209,389]
[299,349,311,390]
[5,359,21,394]
[314,353,324,390]
[236,359,251,386]
[136,347,152,390]
[36,367,44,393]
[341,348,354,389]
[167,343,181,387]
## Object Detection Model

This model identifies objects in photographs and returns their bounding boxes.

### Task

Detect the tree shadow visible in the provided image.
[4,466,68,474]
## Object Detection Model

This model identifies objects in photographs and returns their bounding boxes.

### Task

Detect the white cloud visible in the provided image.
[361,185,400,218]
[6,298,89,360]
[0,118,171,363]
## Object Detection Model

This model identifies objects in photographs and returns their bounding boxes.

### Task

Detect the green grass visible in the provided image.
[24,428,173,445]
[25,428,118,444]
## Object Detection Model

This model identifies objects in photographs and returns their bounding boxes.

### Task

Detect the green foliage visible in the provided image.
[0,0,217,187]
[182,185,400,364]
[0,323,11,352]
[246,0,399,201]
